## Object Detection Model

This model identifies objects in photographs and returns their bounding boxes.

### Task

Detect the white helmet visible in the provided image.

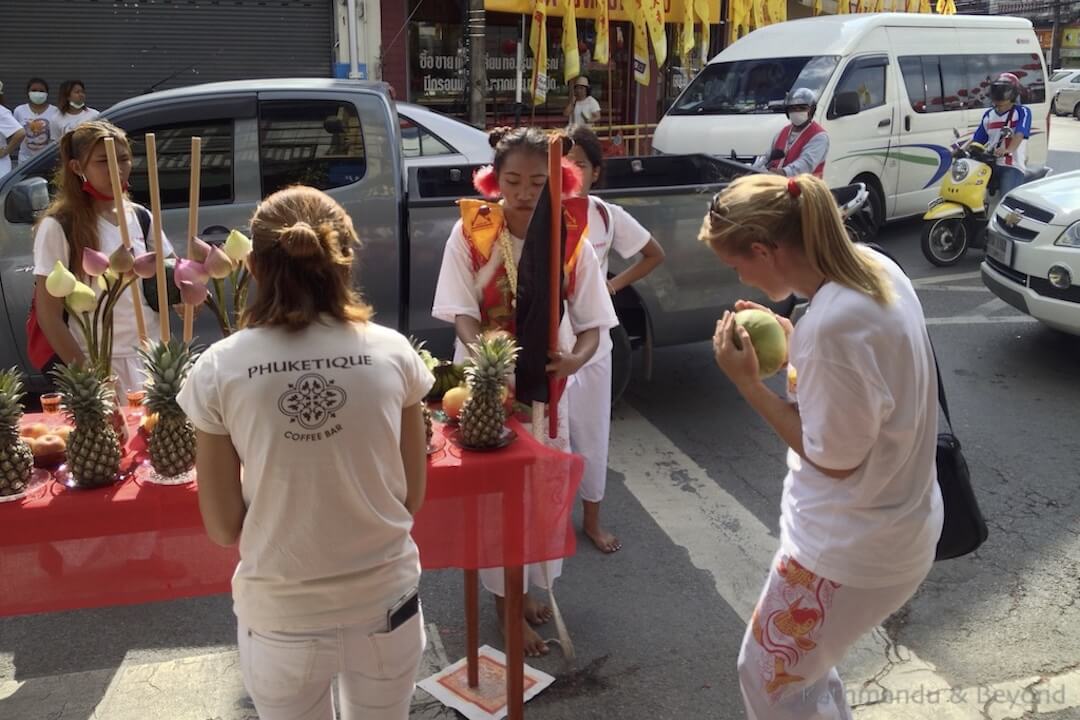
[784,87,817,109]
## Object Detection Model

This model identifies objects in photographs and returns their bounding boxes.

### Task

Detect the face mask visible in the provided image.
[789,112,810,127]
[29,91,48,105]
[80,177,129,202]
[70,101,85,110]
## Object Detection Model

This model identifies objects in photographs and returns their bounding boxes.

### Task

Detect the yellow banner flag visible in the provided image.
[638,0,667,68]
[529,1,549,105]
[856,0,870,12]
[813,0,822,15]
[694,0,711,57]
[872,0,884,11]
[681,0,695,64]
[594,0,610,64]
[766,0,787,24]
[632,0,650,85]
[836,0,849,13]
[562,0,580,81]
[918,0,931,12]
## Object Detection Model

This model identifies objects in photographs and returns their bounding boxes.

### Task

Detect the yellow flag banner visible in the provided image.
[872,0,884,11]
[749,0,764,29]
[562,0,581,80]
[918,0,932,12]
[637,0,667,67]
[594,0,610,63]
[812,0,822,15]
[529,1,549,105]
[681,0,694,65]
[485,0,720,24]
[694,0,710,57]
[765,0,786,25]
[632,0,651,85]
[836,0,849,13]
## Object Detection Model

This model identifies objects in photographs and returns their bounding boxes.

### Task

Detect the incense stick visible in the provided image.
[103,137,147,345]
[183,137,202,343]
[145,134,169,343]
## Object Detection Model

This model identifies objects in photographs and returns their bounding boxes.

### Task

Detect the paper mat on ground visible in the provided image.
[417,645,555,720]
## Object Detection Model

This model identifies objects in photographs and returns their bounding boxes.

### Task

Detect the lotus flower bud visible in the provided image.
[96,275,107,291]
[174,258,209,287]
[82,248,110,277]
[204,246,234,279]
[189,236,213,263]
[108,246,135,274]
[223,230,253,262]
[45,261,77,297]
[178,280,209,306]
[133,252,158,279]
[67,281,98,313]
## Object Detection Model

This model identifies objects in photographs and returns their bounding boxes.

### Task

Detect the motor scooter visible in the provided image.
[921,131,1051,267]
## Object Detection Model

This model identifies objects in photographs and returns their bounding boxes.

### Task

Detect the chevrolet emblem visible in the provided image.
[1003,210,1023,228]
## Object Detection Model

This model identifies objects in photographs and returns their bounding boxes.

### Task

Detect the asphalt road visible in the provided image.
[3,136,1079,720]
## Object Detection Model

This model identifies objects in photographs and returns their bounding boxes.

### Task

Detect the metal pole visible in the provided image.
[516,14,525,126]
[346,0,363,79]
[468,0,489,127]
[1050,0,1063,71]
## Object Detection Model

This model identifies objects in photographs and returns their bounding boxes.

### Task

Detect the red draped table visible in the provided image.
[0,411,584,720]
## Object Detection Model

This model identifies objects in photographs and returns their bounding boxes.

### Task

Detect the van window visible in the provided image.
[900,54,1046,114]
[128,120,234,208]
[1049,71,1071,82]
[259,100,367,196]
[667,56,840,115]
[832,59,887,116]
[400,117,454,158]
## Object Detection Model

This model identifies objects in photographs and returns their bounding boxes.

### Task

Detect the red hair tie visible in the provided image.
[787,177,801,199]
[472,159,583,199]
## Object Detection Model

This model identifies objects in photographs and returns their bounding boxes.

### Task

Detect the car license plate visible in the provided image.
[986,232,1013,267]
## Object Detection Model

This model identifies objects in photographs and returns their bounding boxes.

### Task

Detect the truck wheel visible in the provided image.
[1074,103,1080,121]
[610,324,633,407]
[921,218,969,267]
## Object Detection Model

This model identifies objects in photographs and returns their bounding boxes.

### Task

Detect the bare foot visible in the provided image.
[494,594,551,657]
[523,593,553,626]
[583,500,622,554]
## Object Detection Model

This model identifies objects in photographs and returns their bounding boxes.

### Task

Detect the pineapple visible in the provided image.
[0,368,34,496]
[138,340,199,478]
[459,332,519,448]
[409,337,437,447]
[52,364,122,488]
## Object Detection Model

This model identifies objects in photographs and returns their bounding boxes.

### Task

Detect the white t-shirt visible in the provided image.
[54,108,101,137]
[432,219,619,365]
[570,96,602,128]
[176,320,435,633]
[780,248,943,589]
[0,106,23,177]
[13,104,60,164]
[33,204,173,358]
[581,196,650,367]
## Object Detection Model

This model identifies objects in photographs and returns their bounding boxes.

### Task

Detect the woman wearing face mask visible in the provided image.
[432,126,618,658]
[761,88,829,179]
[32,120,173,394]
[54,81,100,136]
[0,81,27,178]
[14,78,60,166]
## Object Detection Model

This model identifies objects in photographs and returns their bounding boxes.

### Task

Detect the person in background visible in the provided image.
[0,81,27,178]
[565,76,602,129]
[14,78,61,166]
[760,88,829,179]
[970,72,1032,199]
[567,124,665,554]
[177,185,433,720]
[700,173,941,720]
[54,80,100,136]
[32,121,172,394]
[432,126,617,657]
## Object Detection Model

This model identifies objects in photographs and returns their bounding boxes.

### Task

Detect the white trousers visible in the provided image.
[567,352,613,503]
[479,391,571,597]
[237,610,426,720]
[738,551,927,720]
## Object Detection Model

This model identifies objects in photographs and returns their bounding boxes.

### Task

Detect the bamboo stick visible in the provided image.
[183,137,202,343]
[103,137,147,345]
[145,134,170,343]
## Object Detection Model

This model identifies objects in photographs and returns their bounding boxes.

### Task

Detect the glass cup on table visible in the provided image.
[40,393,62,424]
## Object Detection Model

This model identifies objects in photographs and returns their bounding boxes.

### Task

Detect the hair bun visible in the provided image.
[559,133,574,157]
[488,126,513,148]
[277,221,324,259]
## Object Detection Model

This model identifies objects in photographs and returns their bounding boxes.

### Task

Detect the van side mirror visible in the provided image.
[832,92,861,119]
[4,177,50,225]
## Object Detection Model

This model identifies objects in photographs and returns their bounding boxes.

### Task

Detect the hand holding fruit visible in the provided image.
[714,312,761,390]
[733,301,794,341]
[713,307,789,388]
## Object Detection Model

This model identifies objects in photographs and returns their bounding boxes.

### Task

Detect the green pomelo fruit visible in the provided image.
[733,309,788,378]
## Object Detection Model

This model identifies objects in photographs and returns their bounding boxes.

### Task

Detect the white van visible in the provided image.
[654,14,1051,226]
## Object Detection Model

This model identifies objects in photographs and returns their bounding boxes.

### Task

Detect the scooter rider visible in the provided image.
[763,88,830,178]
[969,73,1031,199]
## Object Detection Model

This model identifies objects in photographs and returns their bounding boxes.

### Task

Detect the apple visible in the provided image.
[442,386,471,421]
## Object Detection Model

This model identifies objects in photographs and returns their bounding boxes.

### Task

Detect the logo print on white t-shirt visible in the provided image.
[278,373,347,430]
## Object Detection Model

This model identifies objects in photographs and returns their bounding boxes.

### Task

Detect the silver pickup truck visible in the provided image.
[0,79,779,397]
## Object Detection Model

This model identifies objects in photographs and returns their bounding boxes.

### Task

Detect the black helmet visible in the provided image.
[989,73,1020,104]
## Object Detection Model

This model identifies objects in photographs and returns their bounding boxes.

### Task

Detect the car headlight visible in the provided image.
[1055,222,1080,248]
[951,160,970,183]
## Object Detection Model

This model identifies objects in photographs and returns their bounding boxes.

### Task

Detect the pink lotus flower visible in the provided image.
[109,246,135,274]
[178,280,208,306]
[82,248,110,277]
[133,252,157,279]
[174,258,209,287]
[204,246,235,279]
[189,236,213,263]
